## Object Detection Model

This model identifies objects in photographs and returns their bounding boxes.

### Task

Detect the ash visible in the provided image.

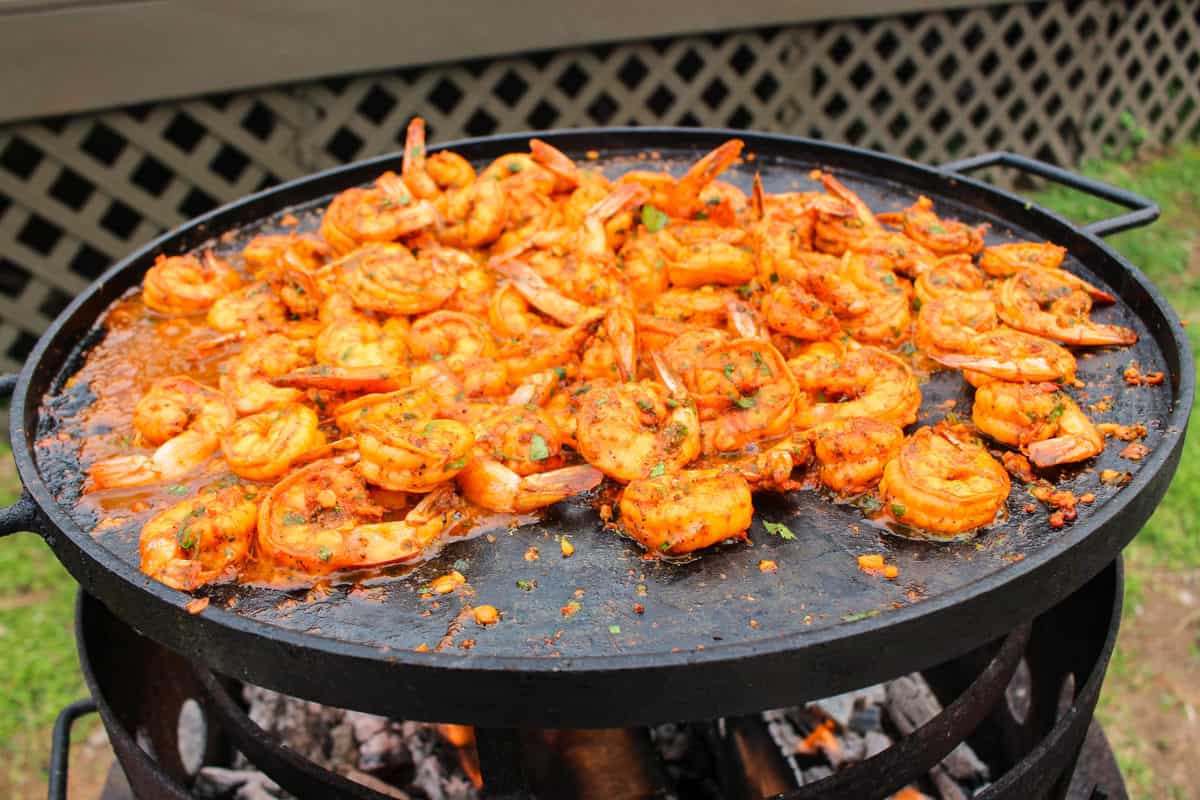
[194,686,479,800]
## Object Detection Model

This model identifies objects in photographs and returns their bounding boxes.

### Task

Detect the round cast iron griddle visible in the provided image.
[2,129,1192,728]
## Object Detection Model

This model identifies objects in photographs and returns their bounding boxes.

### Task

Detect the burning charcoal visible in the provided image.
[864,730,892,758]
[941,741,989,783]
[930,764,969,800]
[809,692,855,728]
[762,709,801,753]
[848,704,883,734]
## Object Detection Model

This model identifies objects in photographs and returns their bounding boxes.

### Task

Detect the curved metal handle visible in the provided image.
[940,151,1159,237]
[0,373,38,538]
[48,698,99,800]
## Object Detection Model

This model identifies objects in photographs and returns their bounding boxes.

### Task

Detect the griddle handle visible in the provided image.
[940,151,1160,237]
[47,698,99,800]
[0,372,41,538]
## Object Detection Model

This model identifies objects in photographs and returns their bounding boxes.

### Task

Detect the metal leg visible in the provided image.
[475,727,533,800]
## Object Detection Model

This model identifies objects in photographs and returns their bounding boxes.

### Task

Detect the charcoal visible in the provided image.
[194,766,284,799]
[864,730,892,758]
[650,722,691,761]
[885,673,989,783]
[810,691,855,727]
[345,710,389,743]
[835,729,867,764]
[848,704,883,734]
[360,727,413,772]
[801,765,834,784]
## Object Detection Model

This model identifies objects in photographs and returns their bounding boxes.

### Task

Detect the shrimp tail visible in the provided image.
[1025,435,1100,468]
[586,183,648,222]
[669,139,743,216]
[494,260,589,325]
[519,465,604,508]
[810,170,879,230]
[752,172,767,220]
[530,138,580,188]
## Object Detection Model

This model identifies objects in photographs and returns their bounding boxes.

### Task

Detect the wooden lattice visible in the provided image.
[0,1,1196,373]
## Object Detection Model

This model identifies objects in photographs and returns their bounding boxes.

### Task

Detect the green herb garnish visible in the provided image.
[317,546,333,563]
[649,462,666,478]
[529,433,550,462]
[763,520,797,540]
[641,204,669,233]
[282,511,307,526]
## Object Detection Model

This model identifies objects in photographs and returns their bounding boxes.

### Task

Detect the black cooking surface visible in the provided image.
[36,144,1175,661]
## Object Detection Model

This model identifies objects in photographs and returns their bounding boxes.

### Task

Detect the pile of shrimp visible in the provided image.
[78,120,1142,592]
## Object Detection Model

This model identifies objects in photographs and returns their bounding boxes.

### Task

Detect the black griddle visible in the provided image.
[0,129,1191,728]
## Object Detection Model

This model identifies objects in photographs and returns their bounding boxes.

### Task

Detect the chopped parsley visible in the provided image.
[282,511,307,526]
[552,366,567,379]
[507,160,524,173]
[861,496,883,514]
[317,546,333,563]
[660,541,671,552]
[735,395,757,409]
[165,484,189,496]
[649,462,666,478]
[529,433,550,462]
[572,384,592,396]
[516,579,536,591]
[891,503,907,517]
[1047,400,1065,423]
[928,223,947,234]
[763,520,797,540]
[641,204,669,233]
[423,421,438,436]
[636,398,655,413]
[608,624,622,634]
[448,457,468,470]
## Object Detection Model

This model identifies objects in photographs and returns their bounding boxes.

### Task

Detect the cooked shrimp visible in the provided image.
[687,339,797,452]
[878,425,1010,537]
[456,405,601,511]
[810,170,887,255]
[615,232,671,301]
[258,460,463,573]
[140,485,258,590]
[847,232,939,278]
[789,341,921,429]
[809,417,905,494]
[580,305,638,383]
[89,377,234,489]
[667,139,744,220]
[206,281,287,333]
[834,252,912,346]
[972,381,1103,467]
[436,174,507,248]
[319,172,438,253]
[651,286,733,328]
[996,269,1136,346]
[264,267,323,318]
[220,404,326,480]
[498,310,606,382]
[659,222,756,287]
[931,329,1077,385]
[143,251,242,316]
[618,468,754,555]
[402,117,476,200]
[562,183,647,304]
[220,334,312,415]
[759,282,841,341]
[242,234,332,275]
[408,311,496,361]
[978,242,1066,277]
[913,255,987,305]
[915,295,1000,356]
[340,243,457,315]
[315,312,408,369]
[356,418,475,492]
[575,372,701,482]
[877,196,985,256]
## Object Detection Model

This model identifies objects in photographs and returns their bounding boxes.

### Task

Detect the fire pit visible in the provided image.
[53,560,1124,799]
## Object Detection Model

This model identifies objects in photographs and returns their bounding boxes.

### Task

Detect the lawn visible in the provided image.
[0,144,1195,798]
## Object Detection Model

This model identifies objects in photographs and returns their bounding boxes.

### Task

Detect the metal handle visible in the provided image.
[940,151,1159,237]
[47,698,99,800]
[0,373,38,538]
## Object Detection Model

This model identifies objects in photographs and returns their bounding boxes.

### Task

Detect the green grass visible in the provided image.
[1031,144,1200,568]
[1031,143,1200,800]
[0,453,86,791]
